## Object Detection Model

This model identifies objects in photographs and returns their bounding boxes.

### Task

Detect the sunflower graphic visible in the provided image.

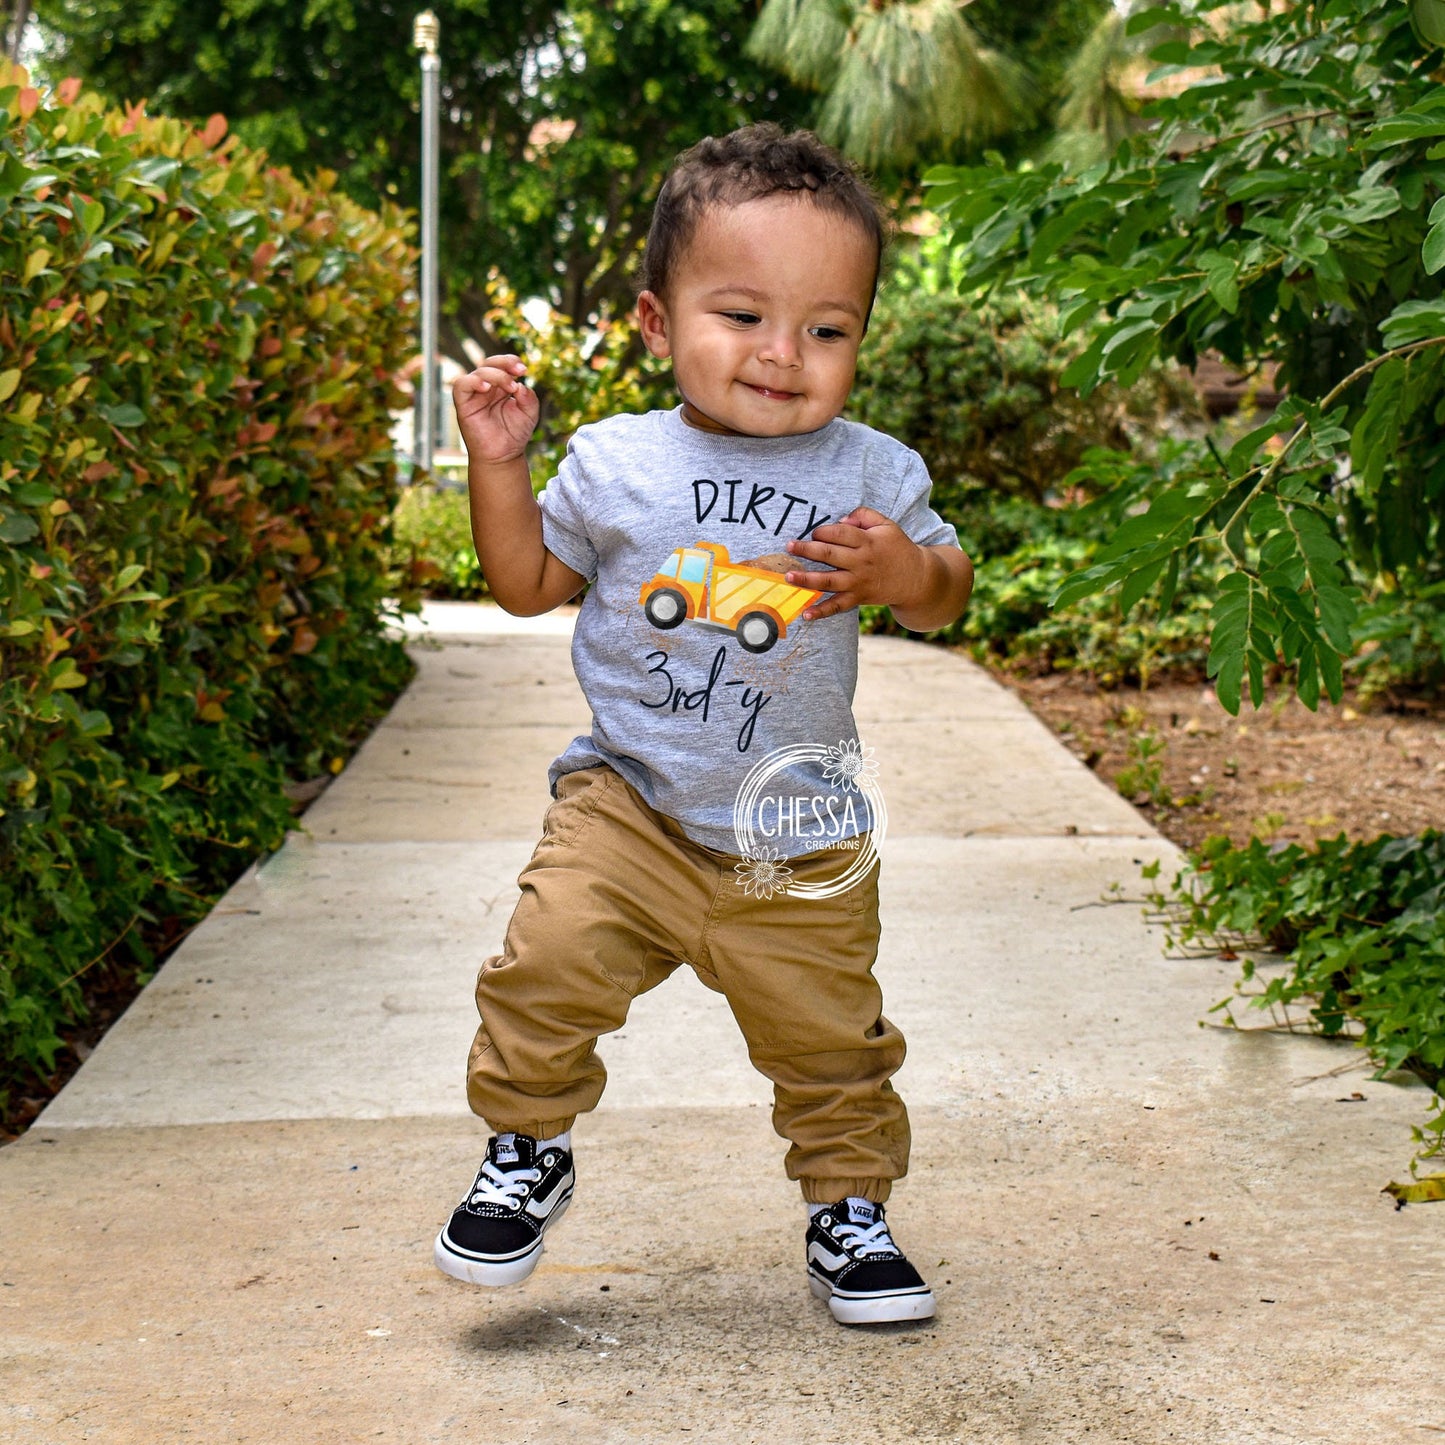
[820,738,879,793]
[733,847,794,900]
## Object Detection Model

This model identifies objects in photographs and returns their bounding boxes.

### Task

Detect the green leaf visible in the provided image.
[1297,646,1320,711]
[1316,585,1356,654]
[1118,556,1167,617]
[1158,550,1181,615]
[96,402,145,427]
[78,709,113,739]
[1424,220,1445,276]
[1361,104,1445,151]
[1098,486,1209,560]
[1380,300,1445,349]
[9,481,54,507]
[1214,651,1243,715]
[1227,418,1285,475]
[1059,330,1109,393]
[1334,186,1401,226]
[1318,642,1344,704]
[1352,359,1406,488]
[128,156,182,187]
[1052,557,1129,611]
[114,564,145,591]
[1125,6,1188,38]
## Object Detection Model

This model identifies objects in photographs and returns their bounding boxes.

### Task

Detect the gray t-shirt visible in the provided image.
[537,406,961,857]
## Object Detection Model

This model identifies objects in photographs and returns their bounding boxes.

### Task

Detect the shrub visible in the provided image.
[392,484,486,600]
[848,278,1204,507]
[0,66,418,1103]
[1353,575,1445,701]
[482,272,673,484]
[862,437,1223,686]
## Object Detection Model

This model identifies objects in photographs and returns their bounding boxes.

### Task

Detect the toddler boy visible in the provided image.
[434,123,973,1325]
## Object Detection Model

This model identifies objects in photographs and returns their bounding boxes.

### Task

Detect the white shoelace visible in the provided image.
[833,1217,901,1260]
[468,1158,540,1210]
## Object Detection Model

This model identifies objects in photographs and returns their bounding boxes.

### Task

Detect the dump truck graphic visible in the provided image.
[638,541,824,654]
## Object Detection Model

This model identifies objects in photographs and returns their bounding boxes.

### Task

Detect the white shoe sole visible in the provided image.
[433,1194,572,1287]
[809,1272,937,1324]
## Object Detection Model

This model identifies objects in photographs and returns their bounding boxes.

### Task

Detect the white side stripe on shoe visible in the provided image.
[524,1188,562,1220]
[807,1242,853,1273]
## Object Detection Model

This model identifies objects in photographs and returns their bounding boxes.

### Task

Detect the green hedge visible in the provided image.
[0,66,418,1099]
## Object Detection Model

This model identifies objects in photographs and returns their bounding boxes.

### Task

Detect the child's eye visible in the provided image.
[721,311,760,326]
[810,326,848,341]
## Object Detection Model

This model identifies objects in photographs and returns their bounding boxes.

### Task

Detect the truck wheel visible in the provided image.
[736,611,779,654]
[645,587,687,630]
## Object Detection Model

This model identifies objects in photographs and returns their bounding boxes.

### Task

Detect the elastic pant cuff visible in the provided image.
[799,1177,893,1205]
[482,1116,577,1143]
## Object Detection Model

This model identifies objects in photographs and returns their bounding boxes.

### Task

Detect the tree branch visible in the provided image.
[5,0,31,62]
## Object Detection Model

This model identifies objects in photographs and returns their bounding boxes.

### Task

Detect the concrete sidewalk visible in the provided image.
[2,604,1436,1444]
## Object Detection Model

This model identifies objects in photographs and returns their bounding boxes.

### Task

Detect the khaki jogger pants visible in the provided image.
[466,763,910,1203]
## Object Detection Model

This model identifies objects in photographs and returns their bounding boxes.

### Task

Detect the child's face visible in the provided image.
[637,195,877,439]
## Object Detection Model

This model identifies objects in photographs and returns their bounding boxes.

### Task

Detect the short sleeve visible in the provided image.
[890,449,961,550]
[536,436,599,583]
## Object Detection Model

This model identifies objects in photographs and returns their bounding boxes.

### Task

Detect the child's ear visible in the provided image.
[637,291,672,359]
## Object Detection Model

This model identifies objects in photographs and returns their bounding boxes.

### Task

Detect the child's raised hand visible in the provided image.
[452,354,540,464]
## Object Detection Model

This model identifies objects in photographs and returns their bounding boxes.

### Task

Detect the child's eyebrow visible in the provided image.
[704,285,863,320]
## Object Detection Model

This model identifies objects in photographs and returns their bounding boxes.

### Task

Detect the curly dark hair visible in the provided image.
[640,123,890,310]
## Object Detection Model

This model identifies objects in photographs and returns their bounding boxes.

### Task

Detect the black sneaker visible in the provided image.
[806,1198,936,1324]
[434,1133,575,1286]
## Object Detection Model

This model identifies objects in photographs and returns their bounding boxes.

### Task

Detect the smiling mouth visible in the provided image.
[745,383,801,400]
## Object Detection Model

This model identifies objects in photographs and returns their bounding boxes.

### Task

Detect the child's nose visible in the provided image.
[757,327,802,366]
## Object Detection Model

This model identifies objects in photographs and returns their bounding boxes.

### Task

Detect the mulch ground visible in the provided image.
[995,668,1445,852]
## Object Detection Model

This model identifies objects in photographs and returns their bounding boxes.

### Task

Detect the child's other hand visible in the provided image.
[452,354,539,464]
[783,507,924,621]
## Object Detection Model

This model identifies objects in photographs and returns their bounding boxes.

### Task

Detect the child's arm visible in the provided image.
[453,354,587,617]
[783,506,974,632]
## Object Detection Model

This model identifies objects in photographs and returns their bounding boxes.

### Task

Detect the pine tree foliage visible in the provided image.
[746,0,852,92]
[748,0,1037,169]
[1044,7,1154,169]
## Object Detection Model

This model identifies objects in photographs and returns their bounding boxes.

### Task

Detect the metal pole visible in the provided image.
[414,11,441,474]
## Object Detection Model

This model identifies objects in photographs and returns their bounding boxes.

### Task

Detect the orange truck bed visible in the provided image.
[638,541,824,654]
